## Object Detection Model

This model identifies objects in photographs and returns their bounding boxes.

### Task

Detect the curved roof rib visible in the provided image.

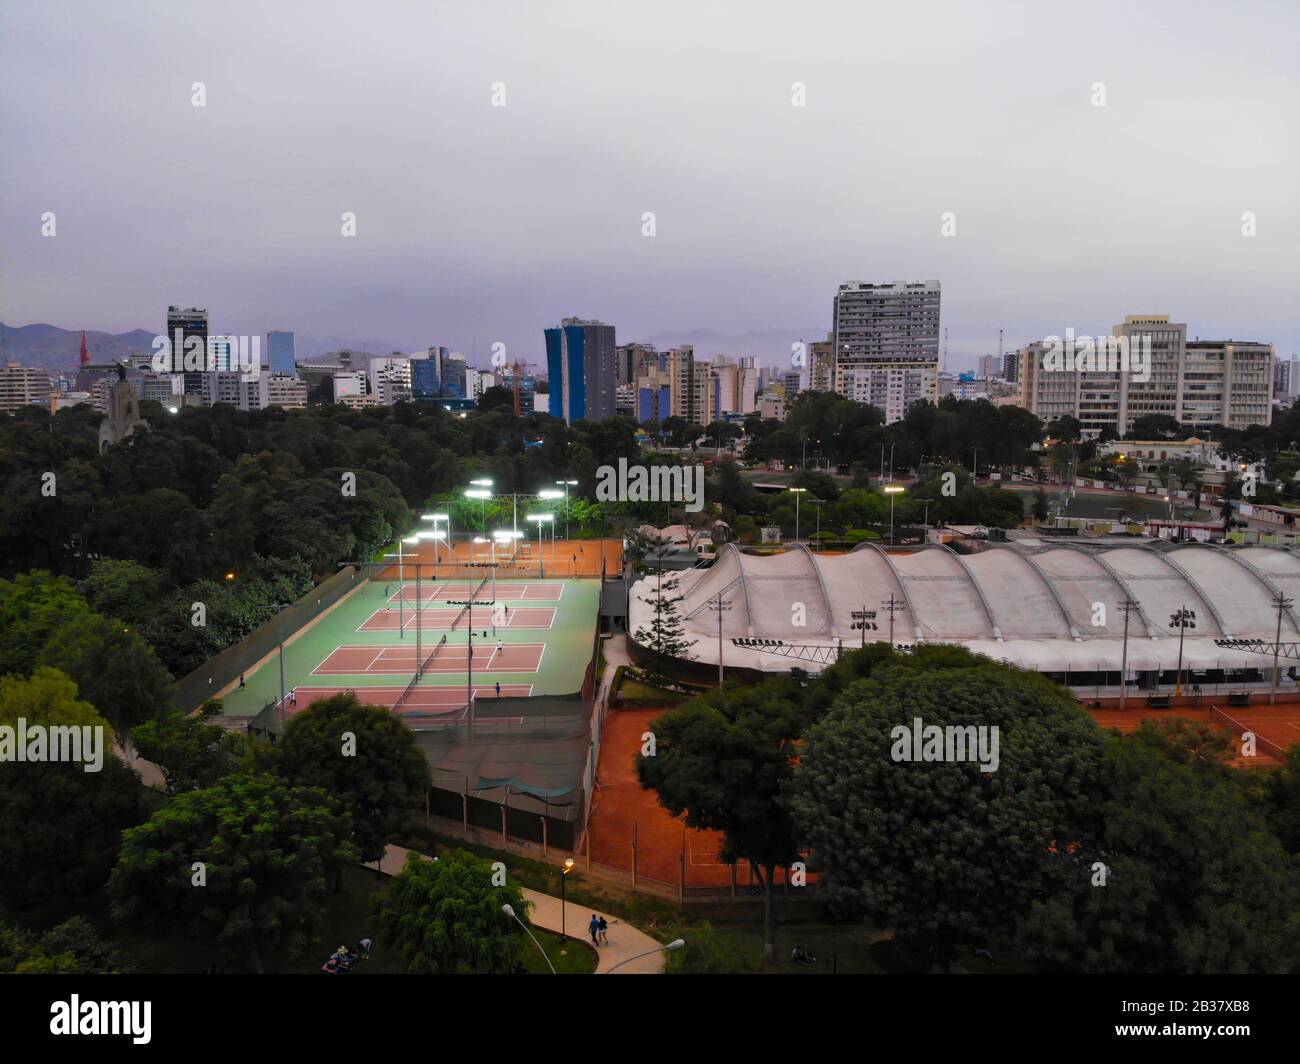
[1051,544,1161,638]
[1207,546,1300,635]
[993,545,1082,639]
[797,544,837,639]
[935,544,1002,640]
[850,541,922,641]
[684,543,755,636]
[1144,545,1229,636]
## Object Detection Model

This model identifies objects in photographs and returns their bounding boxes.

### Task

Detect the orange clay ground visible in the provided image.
[588,698,1300,888]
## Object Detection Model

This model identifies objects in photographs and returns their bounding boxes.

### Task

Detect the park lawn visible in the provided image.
[521,928,598,975]
[659,921,1033,975]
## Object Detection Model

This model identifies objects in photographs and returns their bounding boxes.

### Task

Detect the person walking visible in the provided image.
[588,914,600,947]
[597,916,609,945]
[495,681,501,697]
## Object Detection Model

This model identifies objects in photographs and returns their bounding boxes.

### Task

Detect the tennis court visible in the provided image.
[273,683,534,716]
[358,605,556,632]
[388,582,565,604]
[313,642,546,675]
[210,553,609,731]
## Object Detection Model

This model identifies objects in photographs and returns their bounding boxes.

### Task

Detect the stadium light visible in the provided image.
[528,514,554,577]
[884,483,905,545]
[557,479,578,539]
[421,512,450,522]
[471,478,494,487]
[788,487,807,543]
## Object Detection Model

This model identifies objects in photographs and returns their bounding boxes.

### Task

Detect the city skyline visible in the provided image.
[2,1,1296,370]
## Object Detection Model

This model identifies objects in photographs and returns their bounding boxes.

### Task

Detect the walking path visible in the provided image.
[376,844,667,974]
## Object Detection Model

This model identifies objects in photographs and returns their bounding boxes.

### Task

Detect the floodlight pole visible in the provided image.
[252,602,291,733]
[880,593,904,648]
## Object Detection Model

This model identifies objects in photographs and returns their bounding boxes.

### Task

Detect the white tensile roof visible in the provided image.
[627,541,1300,674]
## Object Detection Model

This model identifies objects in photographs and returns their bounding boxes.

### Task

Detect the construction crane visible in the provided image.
[508,359,533,417]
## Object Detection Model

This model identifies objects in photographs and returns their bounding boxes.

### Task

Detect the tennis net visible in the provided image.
[1209,704,1288,761]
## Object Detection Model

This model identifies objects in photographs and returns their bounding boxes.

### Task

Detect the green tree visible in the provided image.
[39,614,173,733]
[0,917,134,974]
[371,849,528,974]
[0,571,91,677]
[637,678,809,962]
[632,573,692,686]
[131,713,246,795]
[1016,737,1300,973]
[78,558,167,627]
[786,652,1104,970]
[276,693,430,863]
[109,773,356,972]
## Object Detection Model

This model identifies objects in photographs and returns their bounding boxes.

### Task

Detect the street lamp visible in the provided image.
[884,483,905,545]
[501,904,556,974]
[559,857,575,942]
[788,487,807,543]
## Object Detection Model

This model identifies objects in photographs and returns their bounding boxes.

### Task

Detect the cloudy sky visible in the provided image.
[2,0,1296,371]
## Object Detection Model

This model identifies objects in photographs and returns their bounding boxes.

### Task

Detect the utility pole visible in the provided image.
[1117,598,1140,710]
[706,592,732,686]
[1272,591,1294,705]
[880,593,905,648]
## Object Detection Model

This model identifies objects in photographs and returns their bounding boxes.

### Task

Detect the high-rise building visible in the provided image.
[832,281,941,422]
[616,342,658,388]
[0,362,52,413]
[200,370,269,411]
[1002,348,1021,387]
[978,354,1002,380]
[1020,315,1273,434]
[267,331,296,374]
[368,355,412,405]
[166,306,209,394]
[267,373,307,410]
[782,369,802,400]
[1272,355,1299,402]
[809,334,835,392]
[544,317,616,423]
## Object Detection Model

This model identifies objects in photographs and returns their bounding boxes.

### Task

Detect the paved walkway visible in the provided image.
[376,844,666,974]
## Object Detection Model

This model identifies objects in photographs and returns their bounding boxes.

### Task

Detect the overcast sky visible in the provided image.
[2,0,1296,371]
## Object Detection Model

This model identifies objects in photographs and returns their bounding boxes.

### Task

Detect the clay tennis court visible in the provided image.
[312,642,546,675]
[359,605,556,631]
[388,582,564,603]
[275,683,533,716]
[1087,700,1300,766]
[374,538,622,581]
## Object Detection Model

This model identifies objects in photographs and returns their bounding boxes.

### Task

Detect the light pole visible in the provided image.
[422,512,449,576]
[1169,606,1196,697]
[381,543,408,638]
[465,488,491,534]
[528,514,553,577]
[501,904,556,974]
[559,857,575,941]
[251,602,294,732]
[880,593,905,648]
[884,483,905,545]
[789,487,806,543]
[557,479,578,541]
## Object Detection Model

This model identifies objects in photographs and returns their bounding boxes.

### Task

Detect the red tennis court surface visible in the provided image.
[1086,701,1300,767]
[359,606,556,632]
[276,683,534,716]
[313,642,545,675]
[388,582,564,604]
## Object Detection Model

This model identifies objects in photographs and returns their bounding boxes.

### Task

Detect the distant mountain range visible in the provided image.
[0,323,414,372]
[0,323,159,371]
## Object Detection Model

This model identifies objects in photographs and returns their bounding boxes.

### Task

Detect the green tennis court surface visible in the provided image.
[214,576,601,721]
